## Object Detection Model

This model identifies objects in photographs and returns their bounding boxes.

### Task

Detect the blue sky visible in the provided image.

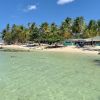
[0,0,100,31]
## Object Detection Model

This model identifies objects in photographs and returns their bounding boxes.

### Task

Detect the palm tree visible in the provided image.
[39,22,50,42]
[40,22,49,33]
[60,17,73,39]
[28,22,39,42]
[6,24,10,32]
[87,20,97,37]
[72,16,86,38]
[1,17,100,44]
[49,23,60,43]
[97,20,100,36]
[50,23,58,33]
[1,24,12,44]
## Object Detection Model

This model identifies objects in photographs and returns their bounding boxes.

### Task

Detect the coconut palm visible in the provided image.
[72,16,86,38]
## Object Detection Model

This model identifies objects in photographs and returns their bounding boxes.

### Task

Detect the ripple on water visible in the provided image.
[0,51,100,100]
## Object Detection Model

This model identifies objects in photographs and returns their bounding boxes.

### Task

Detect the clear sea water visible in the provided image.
[0,51,100,100]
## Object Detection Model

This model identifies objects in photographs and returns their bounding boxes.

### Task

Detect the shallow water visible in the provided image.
[0,51,100,100]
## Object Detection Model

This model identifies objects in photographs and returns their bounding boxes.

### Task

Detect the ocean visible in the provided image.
[0,51,100,100]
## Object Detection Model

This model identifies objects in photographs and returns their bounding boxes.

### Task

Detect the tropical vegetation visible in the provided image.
[1,17,100,44]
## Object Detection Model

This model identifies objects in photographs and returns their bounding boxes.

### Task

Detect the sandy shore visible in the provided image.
[0,44,100,55]
[0,44,45,51]
[44,46,100,55]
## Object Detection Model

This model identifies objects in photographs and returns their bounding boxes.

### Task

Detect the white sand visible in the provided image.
[0,44,100,55]
[1,45,30,50]
[0,44,45,51]
[43,46,99,55]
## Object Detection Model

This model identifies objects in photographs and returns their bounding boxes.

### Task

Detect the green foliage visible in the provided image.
[73,17,86,37]
[1,17,100,44]
[28,23,39,41]
[3,32,12,44]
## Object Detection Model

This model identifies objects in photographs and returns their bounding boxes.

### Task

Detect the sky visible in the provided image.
[0,0,100,31]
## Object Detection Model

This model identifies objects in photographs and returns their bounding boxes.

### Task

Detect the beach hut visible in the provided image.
[64,39,86,47]
[85,36,100,46]
[63,40,73,46]
[92,36,100,46]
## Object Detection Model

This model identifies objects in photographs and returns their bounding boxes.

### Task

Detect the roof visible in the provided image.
[66,39,86,42]
[85,36,100,41]
[65,36,100,42]
[92,36,100,41]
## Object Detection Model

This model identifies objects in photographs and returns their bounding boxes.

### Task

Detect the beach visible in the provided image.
[44,46,99,55]
[0,44,100,55]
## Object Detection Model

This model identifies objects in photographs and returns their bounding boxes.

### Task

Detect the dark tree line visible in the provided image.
[1,17,100,44]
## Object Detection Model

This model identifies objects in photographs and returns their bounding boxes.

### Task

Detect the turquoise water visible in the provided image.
[0,51,100,100]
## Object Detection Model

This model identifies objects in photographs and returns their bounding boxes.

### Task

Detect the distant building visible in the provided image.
[64,36,100,47]
[85,36,100,46]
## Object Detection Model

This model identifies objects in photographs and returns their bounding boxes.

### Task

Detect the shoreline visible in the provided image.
[0,44,100,55]
[43,46,99,55]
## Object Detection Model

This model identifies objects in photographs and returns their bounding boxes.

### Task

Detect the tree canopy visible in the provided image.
[1,17,100,44]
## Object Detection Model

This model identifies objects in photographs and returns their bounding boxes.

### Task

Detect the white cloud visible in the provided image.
[28,5,37,10]
[57,0,75,5]
[24,5,37,12]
